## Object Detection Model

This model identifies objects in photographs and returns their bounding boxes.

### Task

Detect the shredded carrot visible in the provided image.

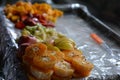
[90,33,103,44]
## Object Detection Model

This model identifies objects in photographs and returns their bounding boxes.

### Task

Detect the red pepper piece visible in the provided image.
[15,21,25,29]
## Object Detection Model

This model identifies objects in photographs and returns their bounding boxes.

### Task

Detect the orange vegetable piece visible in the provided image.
[4,1,63,23]
[15,21,25,29]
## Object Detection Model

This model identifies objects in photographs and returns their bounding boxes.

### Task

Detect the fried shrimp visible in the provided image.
[25,43,47,57]
[33,55,57,70]
[54,60,74,77]
[62,49,83,63]
[71,56,94,78]
[30,66,53,80]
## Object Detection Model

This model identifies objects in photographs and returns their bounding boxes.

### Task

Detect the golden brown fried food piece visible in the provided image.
[53,60,74,78]
[52,74,71,80]
[46,50,65,60]
[25,43,47,56]
[30,66,53,80]
[62,49,83,63]
[33,55,57,70]
[23,43,47,65]
[22,42,94,80]
[62,49,94,78]
[71,56,94,78]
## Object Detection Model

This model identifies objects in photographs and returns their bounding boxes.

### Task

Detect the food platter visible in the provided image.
[0,1,120,80]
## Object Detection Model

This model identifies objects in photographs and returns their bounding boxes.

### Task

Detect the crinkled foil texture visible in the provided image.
[0,11,120,80]
[0,11,28,80]
[56,15,120,79]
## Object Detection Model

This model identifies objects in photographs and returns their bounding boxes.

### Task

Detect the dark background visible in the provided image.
[53,0,120,26]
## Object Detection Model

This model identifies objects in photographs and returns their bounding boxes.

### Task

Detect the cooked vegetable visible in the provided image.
[21,29,31,36]
[24,17,39,26]
[18,36,37,46]
[21,24,75,51]
[15,21,25,29]
[17,36,37,58]
[4,1,63,27]
[54,37,75,50]
[46,44,60,51]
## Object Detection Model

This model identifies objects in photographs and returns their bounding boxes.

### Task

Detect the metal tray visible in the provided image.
[0,1,120,80]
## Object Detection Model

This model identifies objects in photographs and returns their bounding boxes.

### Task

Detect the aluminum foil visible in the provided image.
[0,6,120,80]
[55,15,120,79]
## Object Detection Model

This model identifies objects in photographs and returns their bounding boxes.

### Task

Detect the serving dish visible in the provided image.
[0,1,120,80]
